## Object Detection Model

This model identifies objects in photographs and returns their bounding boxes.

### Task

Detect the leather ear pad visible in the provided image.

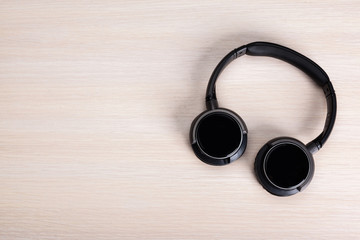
[190,108,247,166]
[254,137,314,196]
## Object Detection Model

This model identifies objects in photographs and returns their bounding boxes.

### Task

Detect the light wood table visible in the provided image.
[1,1,360,239]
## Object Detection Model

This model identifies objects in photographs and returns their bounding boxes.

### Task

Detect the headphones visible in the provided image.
[190,42,337,196]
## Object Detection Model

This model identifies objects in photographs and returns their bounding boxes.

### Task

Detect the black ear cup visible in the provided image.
[254,137,314,196]
[190,108,247,166]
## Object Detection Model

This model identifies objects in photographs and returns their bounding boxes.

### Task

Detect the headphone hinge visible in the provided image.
[306,141,321,154]
[206,98,219,110]
[322,82,335,97]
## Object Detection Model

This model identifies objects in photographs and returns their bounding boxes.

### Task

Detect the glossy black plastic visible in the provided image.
[190,108,247,166]
[254,137,314,196]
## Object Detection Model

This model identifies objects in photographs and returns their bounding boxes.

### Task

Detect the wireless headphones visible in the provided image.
[190,42,337,196]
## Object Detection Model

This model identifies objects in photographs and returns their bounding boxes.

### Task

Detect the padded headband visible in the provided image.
[205,42,336,153]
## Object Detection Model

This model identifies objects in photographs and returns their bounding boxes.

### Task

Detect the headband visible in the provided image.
[205,42,336,153]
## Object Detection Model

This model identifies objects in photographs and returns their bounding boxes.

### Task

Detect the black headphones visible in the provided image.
[190,42,337,196]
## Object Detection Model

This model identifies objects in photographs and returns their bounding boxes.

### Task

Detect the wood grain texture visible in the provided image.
[1,1,360,239]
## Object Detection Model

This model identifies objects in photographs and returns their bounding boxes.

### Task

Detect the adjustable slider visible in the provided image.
[322,82,335,97]
[235,46,247,58]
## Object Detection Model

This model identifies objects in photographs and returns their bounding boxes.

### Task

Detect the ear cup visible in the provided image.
[190,108,247,166]
[254,137,314,196]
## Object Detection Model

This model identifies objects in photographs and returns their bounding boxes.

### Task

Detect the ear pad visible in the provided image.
[254,137,314,196]
[190,108,247,166]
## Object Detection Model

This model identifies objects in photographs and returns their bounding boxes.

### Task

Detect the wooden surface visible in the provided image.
[1,1,360,239]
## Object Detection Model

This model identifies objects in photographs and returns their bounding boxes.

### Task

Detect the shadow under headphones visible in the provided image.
[190,42,337,196]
